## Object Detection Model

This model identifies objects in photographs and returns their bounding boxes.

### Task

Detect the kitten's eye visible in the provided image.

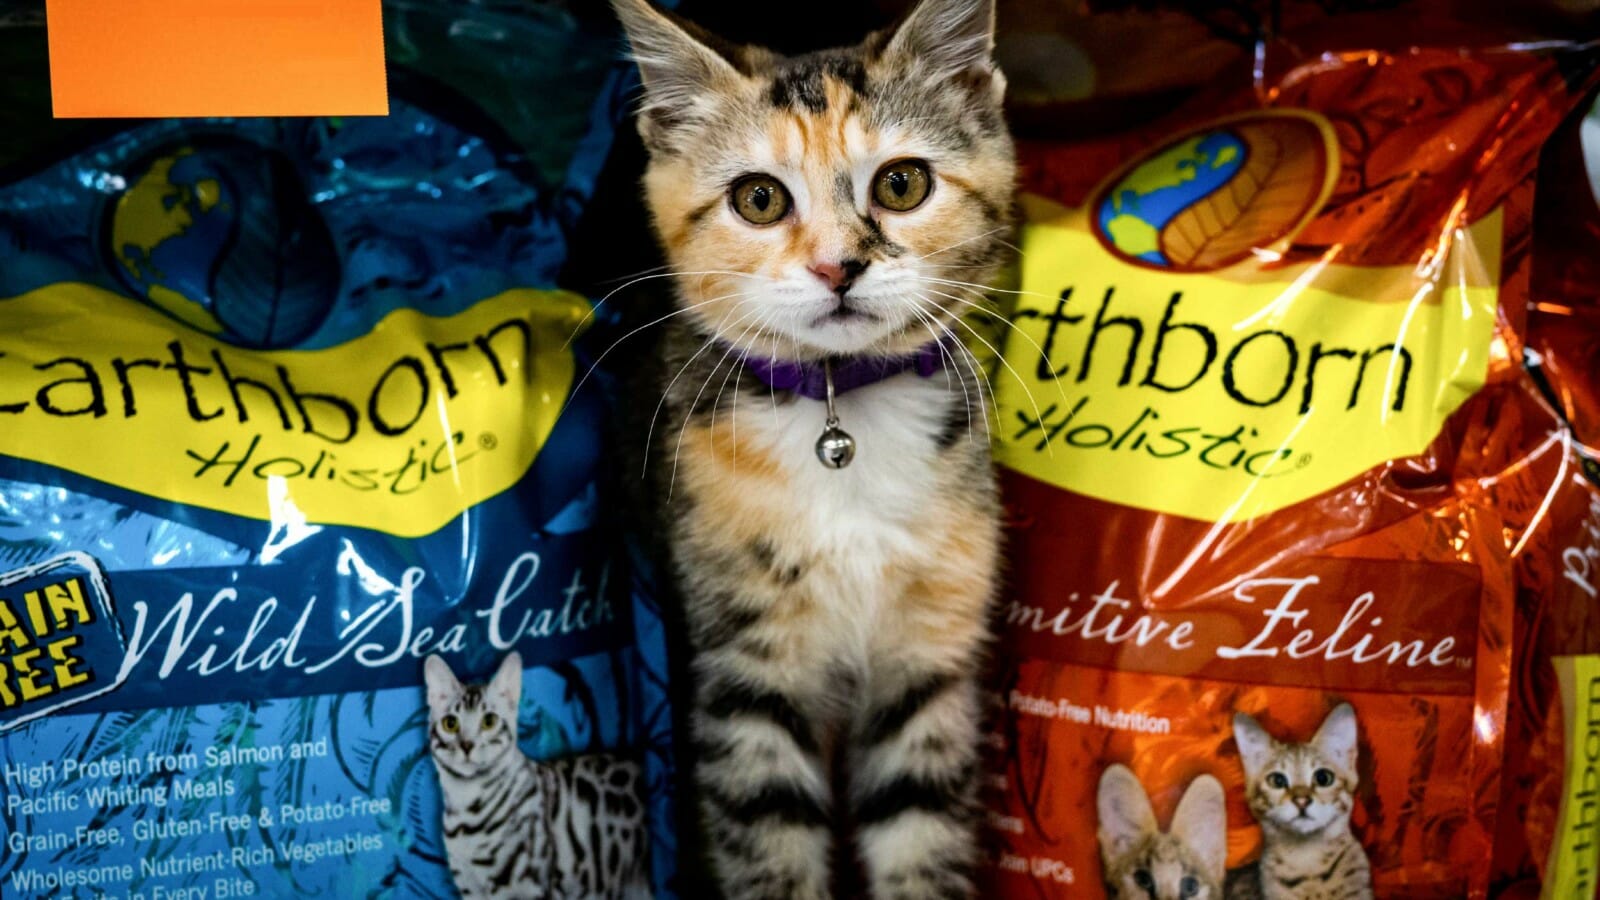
[482,713,500,730]
[872,159,932,212]
[1181,876,1201,897]
[1133,870,1154,891]
[731,175,791,225]
[441,715,459,734]
[1267,772,1289,789]
[1313,768,1335,787]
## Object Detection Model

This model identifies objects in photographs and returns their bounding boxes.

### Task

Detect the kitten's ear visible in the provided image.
[1232,712,1275,779]
[423,655,461,712]
[883,0,1002,97]
[1097,765,1157,861]
[489,651,524,710]
[1312,703,1360,774]
[1170,775,1228,888]
[611,0,744,147]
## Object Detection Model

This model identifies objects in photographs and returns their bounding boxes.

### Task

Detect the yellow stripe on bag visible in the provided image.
[995,196,1499,524]
[0,284,589,537]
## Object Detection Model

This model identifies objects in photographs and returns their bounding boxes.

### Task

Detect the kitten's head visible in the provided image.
[1233,704,1359,839]
[1097,765,1227,900]
[613,0,1015,359]
[423,652,523,778]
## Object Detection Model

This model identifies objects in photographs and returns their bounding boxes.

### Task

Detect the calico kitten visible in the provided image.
[1096,765,1228,900]
[424,653,650,900]
[609,0,1014,897]
[1233,704,1373,900]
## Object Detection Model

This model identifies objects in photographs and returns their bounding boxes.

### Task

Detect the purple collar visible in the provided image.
[741,338,952,401]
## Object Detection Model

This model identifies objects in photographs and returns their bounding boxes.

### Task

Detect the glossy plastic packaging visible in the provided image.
[980,4,1600,896]
[0,3,677,898]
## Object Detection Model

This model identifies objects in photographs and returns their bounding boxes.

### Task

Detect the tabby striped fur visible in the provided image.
[611,0,1014,897]
[425,653,650,899]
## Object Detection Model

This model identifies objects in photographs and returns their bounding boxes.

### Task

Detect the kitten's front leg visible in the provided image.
[851,543,994,900]
[849,665,983,900]
[693,647,833,900]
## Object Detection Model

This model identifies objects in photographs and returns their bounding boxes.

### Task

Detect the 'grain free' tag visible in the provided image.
[46,0,388,118]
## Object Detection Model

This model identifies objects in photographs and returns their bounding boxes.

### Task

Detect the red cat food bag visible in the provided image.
[981,14,1600,899]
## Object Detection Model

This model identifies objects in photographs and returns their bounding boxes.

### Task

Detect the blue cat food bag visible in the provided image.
[0,4,676,898]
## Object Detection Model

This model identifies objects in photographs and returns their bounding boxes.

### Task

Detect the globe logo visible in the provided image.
[1091,111,1339,272]
[106,139,339,348]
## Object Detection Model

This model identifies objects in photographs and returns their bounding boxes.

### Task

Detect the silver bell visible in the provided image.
[814,360,855,469]
[815,425,856,469]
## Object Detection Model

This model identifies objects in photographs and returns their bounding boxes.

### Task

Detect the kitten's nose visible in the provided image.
[1292,794,1312,811]
[461,740,475,755]
[809,259,866,293]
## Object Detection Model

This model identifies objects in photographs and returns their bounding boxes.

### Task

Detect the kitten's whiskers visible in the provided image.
[906,300,998,429]
[644,302,764,484]
[913,291,1053,455]
[907,307,977,445]
[563,268,776,350]
[914,226,1016,262]
[711,310,777,484]
[563,290,752,419]
[917,283,1072,406]
[919,275,1052,301]
[668,307,772,498]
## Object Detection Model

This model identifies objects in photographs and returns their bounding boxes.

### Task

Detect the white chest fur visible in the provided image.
[764,372,954,521]
[668,357,991,679]
[729,371,970,631]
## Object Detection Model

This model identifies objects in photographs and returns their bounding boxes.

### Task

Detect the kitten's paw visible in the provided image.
[717,873,830,900]
[871,864,977,900]
[858,813,980,900]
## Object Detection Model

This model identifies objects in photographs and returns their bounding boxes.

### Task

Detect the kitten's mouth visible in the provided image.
[813,300,877,326]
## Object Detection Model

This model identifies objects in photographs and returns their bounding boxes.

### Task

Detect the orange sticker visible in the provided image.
[46,0,388,118]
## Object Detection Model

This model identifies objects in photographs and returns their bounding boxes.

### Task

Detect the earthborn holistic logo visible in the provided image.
[0,284,589,537]
[1000,109,1501,523]
[0,553,127,732]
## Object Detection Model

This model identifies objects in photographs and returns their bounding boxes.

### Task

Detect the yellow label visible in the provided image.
[994,191,1500,523]
[0,284,590,537]
[1548,654,1600,898]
